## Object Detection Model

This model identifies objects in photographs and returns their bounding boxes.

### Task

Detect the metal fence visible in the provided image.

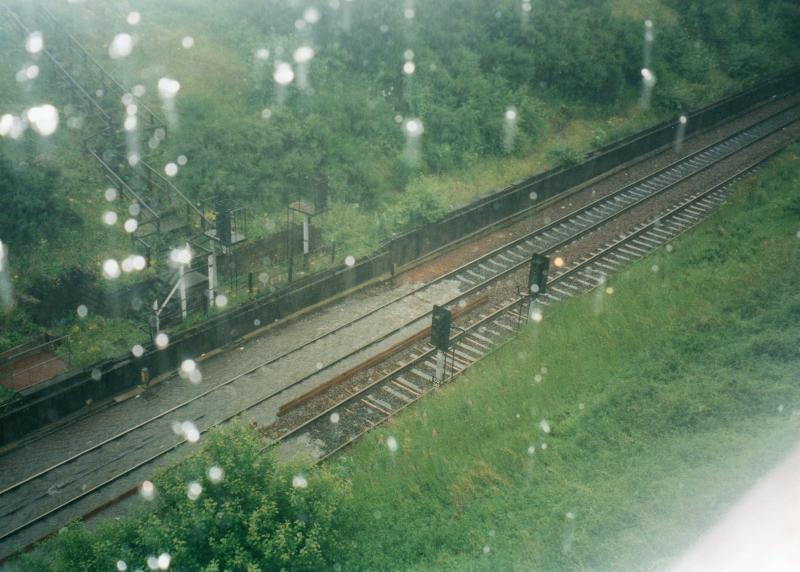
[2,69,798,446]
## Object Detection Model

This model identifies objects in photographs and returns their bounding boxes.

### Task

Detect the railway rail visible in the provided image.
[0,98,798,562]
[276,147,782,462]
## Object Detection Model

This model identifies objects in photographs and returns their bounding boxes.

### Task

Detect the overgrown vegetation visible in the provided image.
[0,0,797,356]
[17,426,354,571]
[17,147,800,570]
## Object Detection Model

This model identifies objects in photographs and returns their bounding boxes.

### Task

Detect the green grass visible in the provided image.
[16,146,800,570]
[333,145,800,570]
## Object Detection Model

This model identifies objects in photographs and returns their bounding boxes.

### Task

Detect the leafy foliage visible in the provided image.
[0,150,78,250]
[24,426,354,571]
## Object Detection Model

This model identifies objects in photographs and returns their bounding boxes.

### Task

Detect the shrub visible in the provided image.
[24,426,354,571]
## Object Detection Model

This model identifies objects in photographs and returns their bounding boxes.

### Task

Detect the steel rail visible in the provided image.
[0,106,796,564]
[305,144,789,464]
[1,100,796,504]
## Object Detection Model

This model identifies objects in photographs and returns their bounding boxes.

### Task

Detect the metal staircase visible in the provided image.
[3,1,241,327]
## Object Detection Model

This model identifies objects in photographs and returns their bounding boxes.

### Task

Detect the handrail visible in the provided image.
[36,2,166,128]
[1,3,112,123]
[87,149,160,220]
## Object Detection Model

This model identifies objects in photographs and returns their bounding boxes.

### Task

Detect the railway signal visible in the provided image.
[527,254,549,324]
[528,253,550,296]
[431,305,452,352]
[431,305,452,386]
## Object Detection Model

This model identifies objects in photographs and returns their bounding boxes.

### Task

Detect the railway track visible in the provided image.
[0,99,798,561]
[277,148,781,462]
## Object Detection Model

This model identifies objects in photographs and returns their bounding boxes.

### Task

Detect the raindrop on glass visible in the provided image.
[155,332,169,349]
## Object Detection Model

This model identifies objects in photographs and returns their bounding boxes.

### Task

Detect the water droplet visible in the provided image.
[24,64,39,80]
[261,108,272,120]
[293,46,315,64]
[330,412,340,424]
[157,553,171,570]
[679,115,688,125]
[505,108,518,121]
[109,33,134,59]
[651,264,659,272]
[641,68,656,87]
[77,304,88,318]
[566,511,575,520]
[304,7,321,23]
[116,560,128,572]
[102,211,118,225]
[131,344,144,357]
[208,465,224,483]
[126,11,141,25]
[140,480,155,501]
[164,162,178,177]
[155,333,169,349]
[103,259,121,279]
[274,62,294,85]
[553,256,565,268]
[26,31,43,54]
[255,47,269,60]
[180,359,196,374]
[531,309,543,322]
[539,419,551,434]
[403,49,414,61]
[402,61,415,75]
[404,118,423,136]
[533,374,542,383]
[91,368,102,381]
[605,287,614,295]
[157,77,181,99]
[124,218,138,233]
[187,481,202,500]
[527,445,535,455]
[214,294,228,307]
[146,556,159,570]
[177,155,188,166]
[26,104,59,136]
[483,545,491,555]
[344,255,356,267]
[181,36,194,49]
[292,474,308,489]
[387,436,398,452]
[316,362,323,370]
[182,420,200,442]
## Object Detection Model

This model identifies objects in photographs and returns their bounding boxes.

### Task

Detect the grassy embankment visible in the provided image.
[335,145,800,570]
[20,146,800,570]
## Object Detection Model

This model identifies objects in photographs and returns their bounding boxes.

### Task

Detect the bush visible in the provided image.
[24,426,354,571]
[381,186,448,234]
[547,144,584,168]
